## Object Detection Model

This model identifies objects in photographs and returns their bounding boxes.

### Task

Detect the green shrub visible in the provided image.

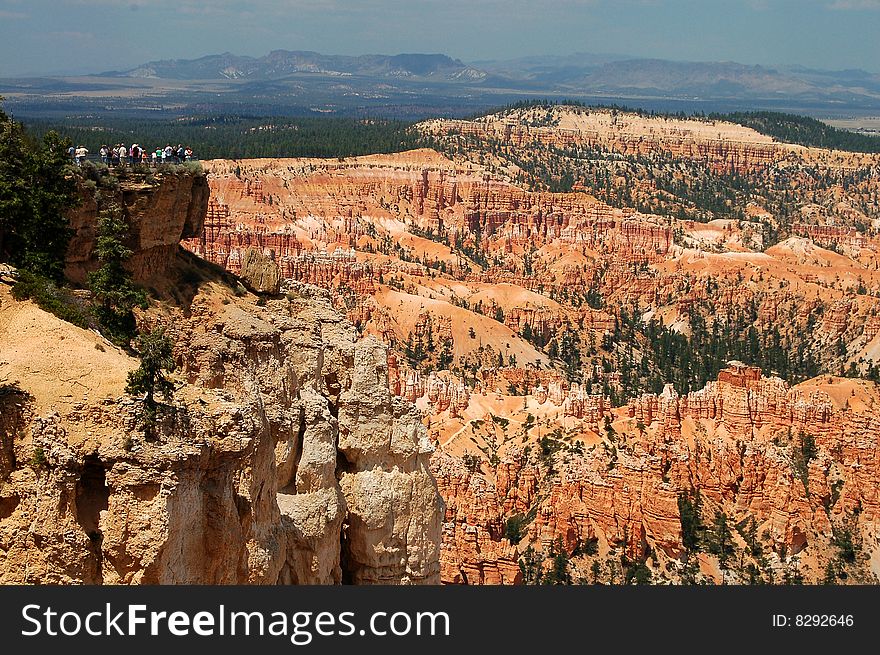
[519,546,544,585]
[126,326,175,439]
[539,435,562,459]
[461,452,481,473]
[543,538,573,585]
[30,446,47,469]
[79,160,109,183]
[11,270,95,329]
[178,161,204,175]
[791,431,817,494]
[832,526,857,564]
[625,561,652,585]
[735,515,763,557]
[572,537,599,557]
[504,514,525,544]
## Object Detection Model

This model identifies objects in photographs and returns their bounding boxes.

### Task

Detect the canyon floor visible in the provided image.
[184,105,880,584]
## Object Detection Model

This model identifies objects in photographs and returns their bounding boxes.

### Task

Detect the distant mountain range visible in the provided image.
[100,49,880,104]
[103,51,486,82]
[4,50,880,119]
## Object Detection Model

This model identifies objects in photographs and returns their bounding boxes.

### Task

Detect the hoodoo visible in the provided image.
[0,170,443,584]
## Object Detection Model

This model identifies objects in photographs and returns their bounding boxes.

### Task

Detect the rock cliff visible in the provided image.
[65,171,210,286]
[420,110,787,174]
[0,171,443,584]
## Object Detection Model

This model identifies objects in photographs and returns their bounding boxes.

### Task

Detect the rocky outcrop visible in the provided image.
[185,154,674,286]
[65,171,209,285]
[238,247,281,293]
[165,280,443,585]
[0,173,443,585]
[433,444,683,583]
[392,368,471,418]
[432,451,522,585]
[420,110,788,174]
[792,223,868,251]
[626,363,835,439]
[434,365,880,584]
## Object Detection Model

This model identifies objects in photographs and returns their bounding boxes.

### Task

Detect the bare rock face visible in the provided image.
[65,172,209,286]
[431,451,522,585]
[239,247,282,294]
[169,282,443,584]
[0,172,442,585]
[421,109,787,174]
[433,365,880,584]
[0,279,443,586]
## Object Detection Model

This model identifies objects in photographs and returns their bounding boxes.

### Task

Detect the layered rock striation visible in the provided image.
[65,172,210,286]
[433,364,880,584]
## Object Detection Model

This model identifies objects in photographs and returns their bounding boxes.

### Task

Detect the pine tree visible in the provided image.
[543,538,572,585]
[519,546,544,585]
[822,561,838,585]
[126,327,175,415]
[0,105,77,280]
[708,511,736,568]
[678,491,704,552]
[87,208,147,344]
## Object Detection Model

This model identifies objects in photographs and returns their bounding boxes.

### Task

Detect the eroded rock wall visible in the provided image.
[0,172,442,585]
[65,172,209,286]
[433,366,880,584]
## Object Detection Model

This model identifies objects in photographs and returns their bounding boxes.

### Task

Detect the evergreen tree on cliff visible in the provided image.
[87,208,147,344]
[126,326,175,426]
[0,101,77,280]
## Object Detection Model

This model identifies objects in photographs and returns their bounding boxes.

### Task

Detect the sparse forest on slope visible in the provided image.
[423,104,880,232]
[716,111,880,153]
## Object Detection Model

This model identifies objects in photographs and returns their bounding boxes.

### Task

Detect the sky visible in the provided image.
[0,0,878,76]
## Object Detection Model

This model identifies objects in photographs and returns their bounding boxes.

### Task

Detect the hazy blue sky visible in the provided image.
[0,0,878,76]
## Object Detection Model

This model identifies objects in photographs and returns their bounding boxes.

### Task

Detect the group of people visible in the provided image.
[69,143,195,166]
